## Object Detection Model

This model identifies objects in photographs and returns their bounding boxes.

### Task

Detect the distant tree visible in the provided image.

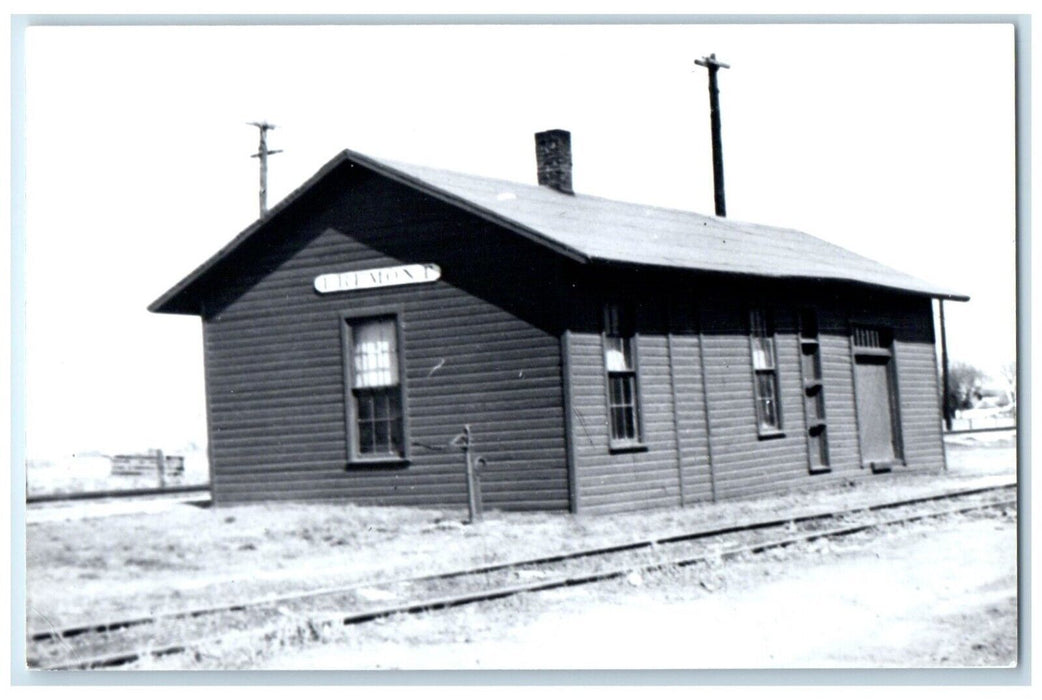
[999,361,1017,402]
[946,361,986,415]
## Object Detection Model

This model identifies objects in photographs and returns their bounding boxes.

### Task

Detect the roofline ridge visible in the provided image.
[149,146,969,314]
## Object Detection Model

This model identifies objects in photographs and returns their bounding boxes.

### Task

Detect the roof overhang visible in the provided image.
[149,149,969,315]
[148,149,595,316]
[585,256,970,302]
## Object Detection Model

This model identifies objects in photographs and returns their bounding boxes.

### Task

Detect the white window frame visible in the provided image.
[750,308,783,436]
[341,311,409,464]
[603,303,645,450]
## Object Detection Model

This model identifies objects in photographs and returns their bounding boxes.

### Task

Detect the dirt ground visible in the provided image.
[24,433,1018,670]
[254,511,1017,670]
[25,473,1013,629]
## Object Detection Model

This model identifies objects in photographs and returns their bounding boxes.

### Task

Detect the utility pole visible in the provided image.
[249,121,283,217]
[694,53,730,217]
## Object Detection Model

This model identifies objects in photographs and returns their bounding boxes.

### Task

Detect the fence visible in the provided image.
[111,451,185,481]
[948,408,1016,433]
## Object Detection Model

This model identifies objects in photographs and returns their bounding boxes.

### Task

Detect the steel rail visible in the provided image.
[27,484,210,505]
[29,480,1014,644]
[32,483,1016,670]
[317,497,1018,627]
[41,494,1016,671]
[943,426,1017,436]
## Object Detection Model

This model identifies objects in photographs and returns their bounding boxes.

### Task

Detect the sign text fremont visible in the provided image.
[314,263,441,295]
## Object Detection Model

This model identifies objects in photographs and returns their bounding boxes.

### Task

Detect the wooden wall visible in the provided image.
[200,166,571,510]
[848,294,946,471]
[192,159,945,515]
[565,284,715,515]
[564,272,945,515]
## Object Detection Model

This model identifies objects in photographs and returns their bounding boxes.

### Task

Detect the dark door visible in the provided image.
[854,355,897,466]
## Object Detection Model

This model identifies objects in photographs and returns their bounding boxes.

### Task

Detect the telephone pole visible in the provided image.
[694,53,730,217]
[249,121,283,217]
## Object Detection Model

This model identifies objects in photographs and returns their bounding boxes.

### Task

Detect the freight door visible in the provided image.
[852,327,902,470]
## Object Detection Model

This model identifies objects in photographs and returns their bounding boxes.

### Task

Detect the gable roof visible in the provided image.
[149,148,967,314]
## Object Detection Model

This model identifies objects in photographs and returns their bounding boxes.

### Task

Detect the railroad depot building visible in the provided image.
[150,130,966,515]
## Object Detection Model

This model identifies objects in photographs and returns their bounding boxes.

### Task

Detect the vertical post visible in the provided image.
[694,54,730,217]
[664,299,686,508]
[696,305,718,503]
[939,300,952,431]
[250,122,283,217]
[462,425,482,523]
[560,329,581,514]
[156,448,166,489]
[258,127,269,215]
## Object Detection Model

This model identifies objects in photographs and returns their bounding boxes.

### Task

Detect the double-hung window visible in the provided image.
[750,309,782,435]
[604,304,642,447]
[344,316,405,461]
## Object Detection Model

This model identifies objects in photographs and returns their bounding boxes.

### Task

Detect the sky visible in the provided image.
[16,21,1017,459]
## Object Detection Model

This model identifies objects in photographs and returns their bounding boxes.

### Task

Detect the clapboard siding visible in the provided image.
[892,299,945,471]
[817,307,862,473]
[193,159,946,514]
[563,276,946,513]
[700,303,810,500]
[668,325,713,505]
[568,329,682,515]
[842,295,945,472]
[204,168,570,510]
[565,286,711,515]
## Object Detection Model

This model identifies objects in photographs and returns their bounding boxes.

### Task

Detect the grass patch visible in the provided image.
[27,440,1014,638]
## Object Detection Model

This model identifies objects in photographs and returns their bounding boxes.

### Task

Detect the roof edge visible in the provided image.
[148,149,357,314]
[149,148,969,315]
[148,149,593,315]
[344,150,591,266]
[585,256,970,302]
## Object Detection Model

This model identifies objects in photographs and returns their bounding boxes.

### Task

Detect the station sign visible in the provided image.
[314,263,441,295]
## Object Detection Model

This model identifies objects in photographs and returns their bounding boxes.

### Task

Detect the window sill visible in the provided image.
[347,456,411,469]
[756,429,786,441]
[609,441,649,454]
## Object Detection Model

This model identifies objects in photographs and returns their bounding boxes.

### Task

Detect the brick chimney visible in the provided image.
[534,129,573,195]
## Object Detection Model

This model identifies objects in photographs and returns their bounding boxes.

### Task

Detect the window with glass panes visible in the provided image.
[604,304,641,445]
[750,309,782,433]
[346,317,404,459]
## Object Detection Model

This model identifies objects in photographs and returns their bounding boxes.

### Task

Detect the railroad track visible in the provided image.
[28,482,1017,670]
[26,484,210,506]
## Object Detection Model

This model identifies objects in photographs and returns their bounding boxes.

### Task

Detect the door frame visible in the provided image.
[849,321,904,471]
